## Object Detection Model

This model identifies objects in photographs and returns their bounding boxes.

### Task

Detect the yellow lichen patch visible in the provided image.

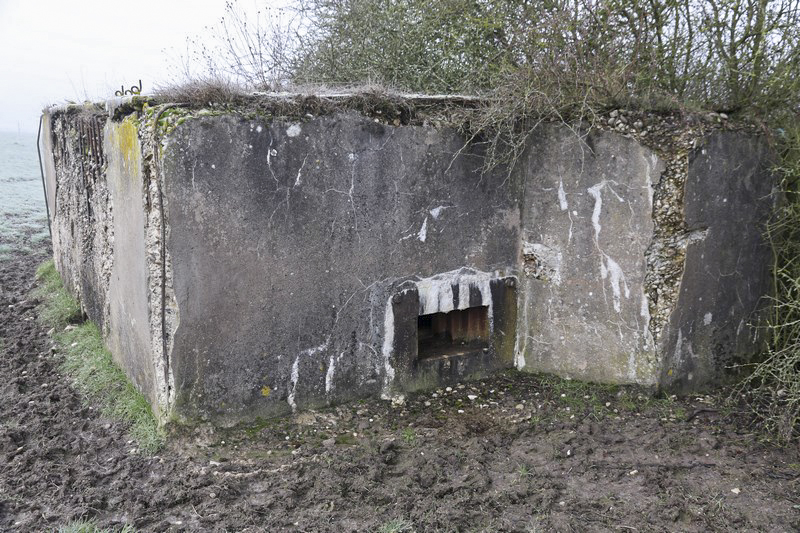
[261,385,271,397]
[109,118,141,175]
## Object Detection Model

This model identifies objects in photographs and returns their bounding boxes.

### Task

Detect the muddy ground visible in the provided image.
[0,237,799,532]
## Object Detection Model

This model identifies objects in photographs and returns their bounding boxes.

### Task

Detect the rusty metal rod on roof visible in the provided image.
[36,115,53,241]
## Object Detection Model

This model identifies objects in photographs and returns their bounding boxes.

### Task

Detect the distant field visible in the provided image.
[0,130,49,258]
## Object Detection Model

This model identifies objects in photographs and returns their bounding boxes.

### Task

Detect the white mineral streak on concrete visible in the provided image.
[294,154,308,187]
[640,289,653,349]
[458,278,470,309]
[514,290,529,370]
[558,179,569,211]
[513,336,526,368]
[288,341,330,411]
[414,268,499,332]
[437,282,454,312]
[603,255,630,313]
[588,181,630,313]
[286,123,302,137]
[266,135,277,184]
[429,206,447,219]
[417,216,428,242]
[567,210,574,245]
[325,353,337,393]
[381,300,396,398]
[588,181,604,240]
[704,312,713,326]
[674,328,684,367]
[288,357,300,410]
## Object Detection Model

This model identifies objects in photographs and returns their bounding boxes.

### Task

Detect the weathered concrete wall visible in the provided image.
[518,125,661,384]
[41,106,168,415]
[658,132,775,391]
[41,96,777,425]
[162,112,520,423]
[42,107,113,332]
[103,118,160,409]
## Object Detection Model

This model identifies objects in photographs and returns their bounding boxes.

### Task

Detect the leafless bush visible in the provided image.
[292,1,799,112]
[733,123,800,442]
[172,1,800,120]
[172,0,302,91]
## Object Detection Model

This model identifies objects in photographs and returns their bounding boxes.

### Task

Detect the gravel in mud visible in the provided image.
[1,240,798,532]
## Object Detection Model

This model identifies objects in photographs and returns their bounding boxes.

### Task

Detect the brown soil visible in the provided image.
[0,239,798,532]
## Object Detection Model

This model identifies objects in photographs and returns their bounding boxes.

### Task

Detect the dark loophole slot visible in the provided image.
[417,306,489,360]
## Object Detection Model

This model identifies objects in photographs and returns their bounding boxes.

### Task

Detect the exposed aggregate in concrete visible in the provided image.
[48,110,114,332]
[139,106,180,420]
[593,109,762,347]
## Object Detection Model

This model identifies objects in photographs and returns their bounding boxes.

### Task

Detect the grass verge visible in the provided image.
[33,260,81,328]
[34,260,165,453]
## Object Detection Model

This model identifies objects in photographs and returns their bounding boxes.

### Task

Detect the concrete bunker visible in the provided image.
[40,94,778,425]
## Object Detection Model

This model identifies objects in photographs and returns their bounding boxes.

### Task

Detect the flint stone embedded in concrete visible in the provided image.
[39,96,778,424]
[658,132,776,391]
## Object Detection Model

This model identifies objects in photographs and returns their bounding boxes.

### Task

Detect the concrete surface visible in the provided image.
[518,125,662,384]
[658,132,776,391]
[161,112,519,422]
[103,117,160,409]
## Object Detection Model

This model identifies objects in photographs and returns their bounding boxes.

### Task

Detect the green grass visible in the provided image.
[34,261,82,329]
[378,518,414,533]
[532,373,687,423]
[516,463,534,483]
[34,260,165,453]
[538,374,619,413]
[58,323,165,453]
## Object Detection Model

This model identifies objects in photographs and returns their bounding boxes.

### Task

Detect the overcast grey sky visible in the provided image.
[0,0,241,132]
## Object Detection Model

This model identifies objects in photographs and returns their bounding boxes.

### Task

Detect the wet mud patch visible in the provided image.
[0,240,798,531]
